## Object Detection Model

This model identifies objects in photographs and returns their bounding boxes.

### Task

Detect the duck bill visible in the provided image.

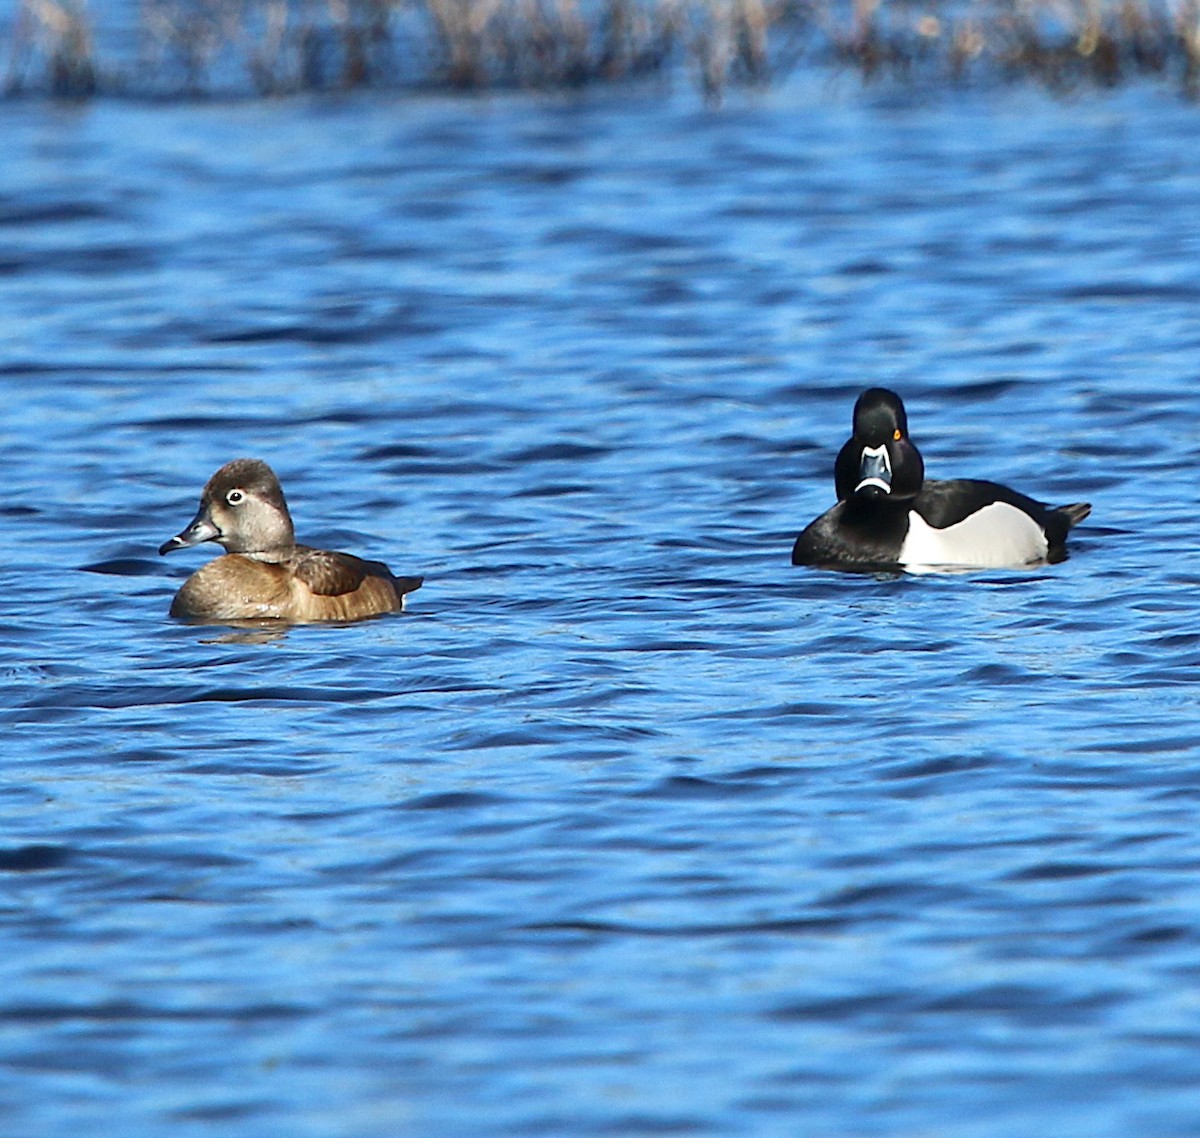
[854,444,893,496]
[158,512,220,555]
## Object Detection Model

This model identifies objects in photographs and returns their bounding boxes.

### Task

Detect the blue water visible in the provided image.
[2,76,1200,1136]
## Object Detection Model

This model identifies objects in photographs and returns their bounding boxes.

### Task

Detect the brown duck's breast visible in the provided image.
[169,555,294,621]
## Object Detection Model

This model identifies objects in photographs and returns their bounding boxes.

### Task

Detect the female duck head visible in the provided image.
[159,458,295,557]
[834,387,925,503]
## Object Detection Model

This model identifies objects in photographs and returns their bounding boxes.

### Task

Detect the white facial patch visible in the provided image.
[899,502,1050,572]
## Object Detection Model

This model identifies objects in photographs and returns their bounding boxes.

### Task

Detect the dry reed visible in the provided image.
[6,0,96,95]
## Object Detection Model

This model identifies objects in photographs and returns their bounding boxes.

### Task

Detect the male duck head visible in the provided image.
[159,458,295,559]
[833,387,925,504]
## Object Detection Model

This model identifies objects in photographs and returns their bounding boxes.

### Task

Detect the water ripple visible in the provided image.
[1,80,1199,1138]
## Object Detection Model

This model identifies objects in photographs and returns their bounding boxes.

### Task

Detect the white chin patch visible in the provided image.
[855,477,892,494]
[899,502,1049,571]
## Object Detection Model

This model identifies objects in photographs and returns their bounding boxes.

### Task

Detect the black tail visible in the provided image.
[393,575,424,596]
[1056,502,1091,530]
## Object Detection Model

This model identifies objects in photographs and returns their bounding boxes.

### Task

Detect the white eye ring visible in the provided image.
[226,489,246,505]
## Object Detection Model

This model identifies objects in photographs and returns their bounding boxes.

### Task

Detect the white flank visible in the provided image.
[898,502,1049,572]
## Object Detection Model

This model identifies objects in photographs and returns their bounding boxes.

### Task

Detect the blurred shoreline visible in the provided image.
[4,0,1200,100]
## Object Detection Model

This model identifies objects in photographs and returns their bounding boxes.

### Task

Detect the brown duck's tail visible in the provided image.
[1056,502,1091,529]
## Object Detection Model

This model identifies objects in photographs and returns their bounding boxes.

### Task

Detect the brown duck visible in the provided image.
[159,458,422,622]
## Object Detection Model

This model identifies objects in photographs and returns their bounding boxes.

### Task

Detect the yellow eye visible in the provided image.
[893,429,902,441]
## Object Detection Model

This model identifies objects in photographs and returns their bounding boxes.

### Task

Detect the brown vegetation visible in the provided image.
[4,0,1200,98]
